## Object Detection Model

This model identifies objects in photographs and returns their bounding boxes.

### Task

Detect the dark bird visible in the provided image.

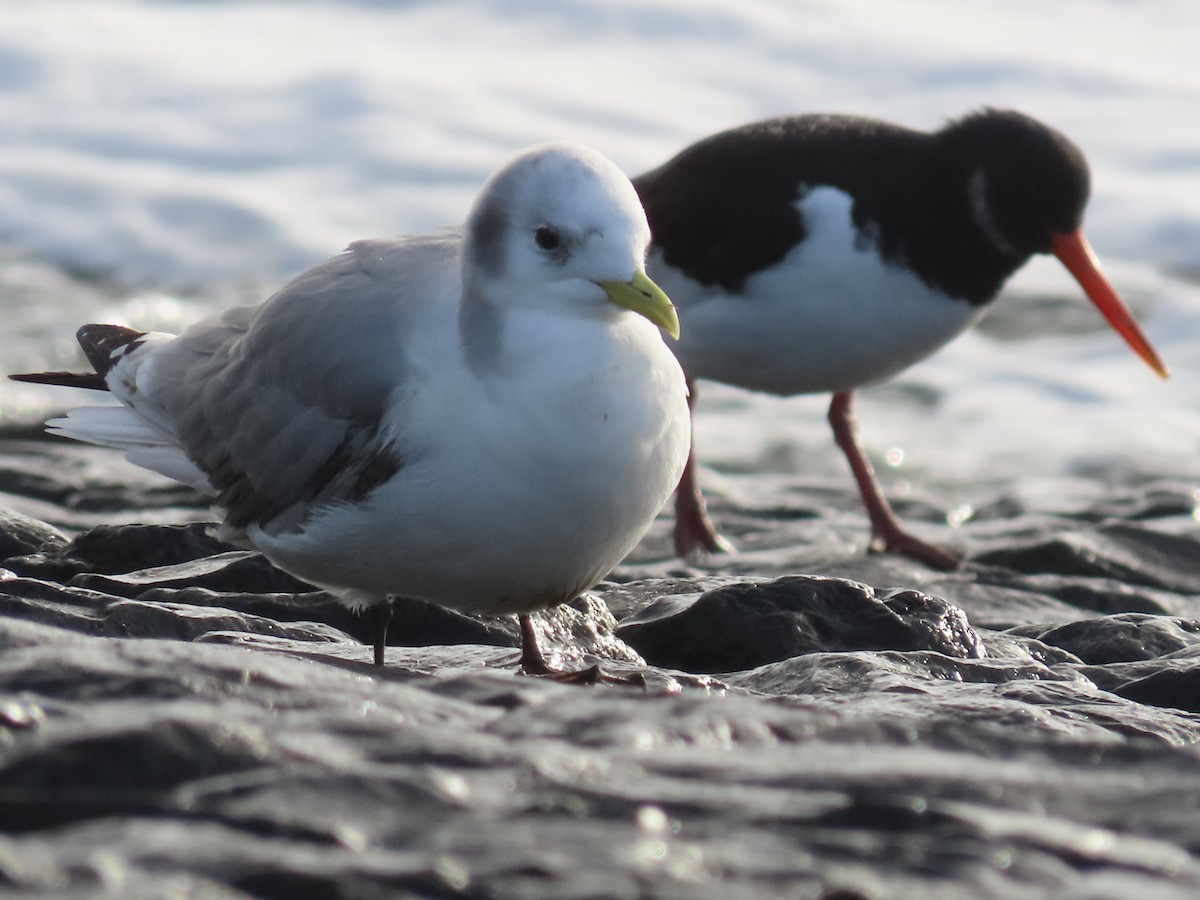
[633,108,1168,569]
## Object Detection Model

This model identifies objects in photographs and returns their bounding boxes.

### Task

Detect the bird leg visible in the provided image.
[517,614,644,687]
[367,600,394,666]
[827,391,962,571]
[673,380,735,558]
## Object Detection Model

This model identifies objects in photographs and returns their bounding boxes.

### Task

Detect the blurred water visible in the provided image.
[0,0,1197,487]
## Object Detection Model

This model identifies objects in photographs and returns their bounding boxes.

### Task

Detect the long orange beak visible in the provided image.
[1051,230,1169,379]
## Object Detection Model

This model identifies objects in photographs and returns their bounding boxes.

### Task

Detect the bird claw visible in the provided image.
[673,502,735,559]
[519,662,647,688]
[516,614,646,687]
[674,527,735,560]
[869,528,963,571]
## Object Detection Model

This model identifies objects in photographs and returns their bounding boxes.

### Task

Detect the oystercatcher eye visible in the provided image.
[535,227,561,251]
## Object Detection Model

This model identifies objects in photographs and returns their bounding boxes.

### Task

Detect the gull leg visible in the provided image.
[517,614,644,687]
[673,380,734,558]
[367,600,394,666]
[827,391,961,570]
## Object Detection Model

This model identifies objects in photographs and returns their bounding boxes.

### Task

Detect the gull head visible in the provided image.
[463,143,678,338]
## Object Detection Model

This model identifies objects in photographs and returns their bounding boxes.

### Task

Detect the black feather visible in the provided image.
[8,371,109,390]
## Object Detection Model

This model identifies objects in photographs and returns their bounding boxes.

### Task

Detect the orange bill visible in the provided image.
[1051,230,1169,379]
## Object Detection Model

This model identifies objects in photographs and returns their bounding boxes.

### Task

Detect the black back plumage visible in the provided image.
[634,109,1092,306]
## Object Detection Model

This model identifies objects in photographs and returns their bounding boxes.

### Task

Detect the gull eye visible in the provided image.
[535,226,561,251]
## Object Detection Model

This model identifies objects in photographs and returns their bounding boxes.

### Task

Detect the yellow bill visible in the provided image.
[598,268,680,340]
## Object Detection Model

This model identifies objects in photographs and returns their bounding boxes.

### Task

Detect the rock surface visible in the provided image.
[1,435,1199,898]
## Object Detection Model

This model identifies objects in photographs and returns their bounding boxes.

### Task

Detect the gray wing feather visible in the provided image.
[136,234,460,533]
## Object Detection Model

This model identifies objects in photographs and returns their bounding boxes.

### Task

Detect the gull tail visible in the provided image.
[9,324,149,391]
[10,324,214,495]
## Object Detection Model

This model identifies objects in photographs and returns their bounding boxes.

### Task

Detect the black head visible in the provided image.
[939,109,1091,258]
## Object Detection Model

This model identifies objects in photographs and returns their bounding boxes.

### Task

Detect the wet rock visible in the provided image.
[537,593,644,664]
[67,550,316,596]
[975,523,1200,594]
[1010,614,1200,664]
[1115,666,1200,713]
[727,647,1079,696]
[0,506,68,559]
[0,513,640,662]
[4,436,1200,899]
[0,576,347,643]
[617,575,985,674]
[0,719,267,832]
[915,577,1087,628]
[381,593,643,664]
[386,595,517,649]
[5,522,232,581]
[1065,480,1200,524]
[1008,575,1174,616]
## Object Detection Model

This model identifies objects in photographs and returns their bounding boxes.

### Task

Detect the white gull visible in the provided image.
[15,143,690,681]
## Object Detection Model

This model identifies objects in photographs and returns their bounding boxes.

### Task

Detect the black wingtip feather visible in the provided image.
[9,323,147,391]
[76,324,147,377]
[8,371,110,390]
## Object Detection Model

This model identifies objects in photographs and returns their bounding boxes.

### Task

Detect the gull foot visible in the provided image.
[519,662,646,687]
[517,613,647,687]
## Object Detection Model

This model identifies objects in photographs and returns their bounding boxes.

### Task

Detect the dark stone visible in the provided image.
[68,550,315,597]
[4,522,232,581]
[1030,578,1171,616]
[976,524,1200,594]
[0,439,207,515]
[728,647,1073,696]
[1009,614,1200,664]
[0,507,68,559]
[1115,667,1200,713]
[135,588,517,650]
[4,431,1200,897]
[139,585,357,629]
[386,596,516,649]
[879,588,986,658]
[100,598,346,643]
[0,720,267,832]
[1063,481,1199,524]
[617,575,985,674]
[0,577,124,632]
[0,577,343,643]
[231,872,398,900]
[1094,523,1200,592]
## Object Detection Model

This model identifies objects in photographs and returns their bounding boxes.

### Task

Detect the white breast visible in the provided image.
[652,186,988,396]
[249,308,690,614]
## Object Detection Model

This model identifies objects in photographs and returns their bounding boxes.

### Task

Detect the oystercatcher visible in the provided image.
[634,108,1168,569]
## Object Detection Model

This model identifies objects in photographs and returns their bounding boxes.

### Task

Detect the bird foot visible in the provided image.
[673,505,735,559]
[869,527,963,571]
[516,614,646,686]
[519,659,646,687]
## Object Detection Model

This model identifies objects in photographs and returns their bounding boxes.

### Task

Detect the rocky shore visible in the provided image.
[1,433,1199,898]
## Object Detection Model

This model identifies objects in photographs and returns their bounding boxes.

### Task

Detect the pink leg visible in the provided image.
[673,380,734,558]
[517,614,644,687]
[827,391,961,570]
